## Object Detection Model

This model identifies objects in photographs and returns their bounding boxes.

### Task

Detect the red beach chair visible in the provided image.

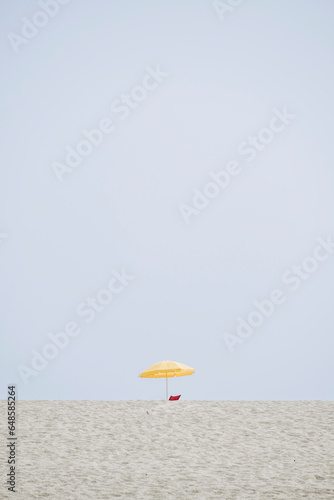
[169,395,181,401]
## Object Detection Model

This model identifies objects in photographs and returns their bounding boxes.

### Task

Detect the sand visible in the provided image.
[0,401,333,499]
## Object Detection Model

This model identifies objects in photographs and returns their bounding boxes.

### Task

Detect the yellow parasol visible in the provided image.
[139,360,195,400]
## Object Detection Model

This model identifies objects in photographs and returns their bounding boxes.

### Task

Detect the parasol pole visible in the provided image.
[166,374,168,401]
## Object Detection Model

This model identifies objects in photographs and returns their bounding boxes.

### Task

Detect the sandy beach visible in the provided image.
[0,401,333,499]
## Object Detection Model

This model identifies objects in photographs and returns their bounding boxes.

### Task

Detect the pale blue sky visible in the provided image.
[1,0,334,400]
